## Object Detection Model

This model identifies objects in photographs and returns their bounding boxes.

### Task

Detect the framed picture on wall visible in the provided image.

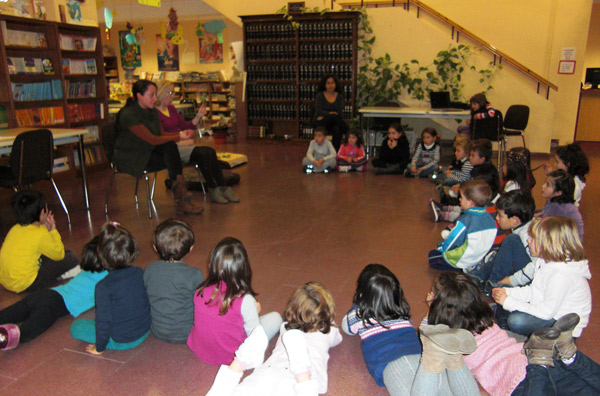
[119,30,142,68]
[156,34,179,71]
[199,31,223,64]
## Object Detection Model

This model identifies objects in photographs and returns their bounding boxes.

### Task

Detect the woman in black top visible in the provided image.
[313,74,348,151]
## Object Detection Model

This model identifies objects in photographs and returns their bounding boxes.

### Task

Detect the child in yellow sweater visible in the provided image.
[0,191,78,293]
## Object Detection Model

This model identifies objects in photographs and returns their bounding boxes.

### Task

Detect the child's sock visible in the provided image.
[338,165,350,173]
[58,265,82,280]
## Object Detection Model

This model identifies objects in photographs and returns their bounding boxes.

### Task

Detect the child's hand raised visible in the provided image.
[491,288,507,305]
[388,139,397,149]
[86,344,103,355]
[44,210,56,231]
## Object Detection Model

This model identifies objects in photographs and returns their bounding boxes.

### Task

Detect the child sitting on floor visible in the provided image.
[466,190,536,292]
[0,190,78,293]
[405,127,440,178]
[372,122,411,175]
[436,139,473,187]
[428,179,497,272]
[541,170,584,240]
[502,147,536,193]
[206,282,342,396]
[302,126,336,173]
[336,129,367,172]
[143,218,204,344]
[543,142,589,206]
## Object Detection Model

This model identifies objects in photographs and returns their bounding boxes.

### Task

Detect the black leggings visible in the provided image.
[189,146,225,188]
[0,289,69,343]
[23,251,78,293]
[146,141,184,181]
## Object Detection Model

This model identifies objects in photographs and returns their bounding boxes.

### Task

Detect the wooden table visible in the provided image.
[0,127,91,210]
[359,106,471,157]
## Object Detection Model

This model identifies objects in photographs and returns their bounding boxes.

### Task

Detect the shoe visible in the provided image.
[220,187,240,203]
[323,167,334,173]
[176,200,203,215]
[524,327,560,367]
[303,165,313,174]
[338,165,350,173]
[172,180,194,202]
[429,199,440,222]
[58,265,82,280]
[552,313,580,360]
[0,324,20,351]
[209,187,229,204]
[419,324,477,373]
[403,168,411,177]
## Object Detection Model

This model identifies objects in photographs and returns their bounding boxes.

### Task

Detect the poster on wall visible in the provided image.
[156,34,179,71]
[119,30,142,68]
[198,32,223,64]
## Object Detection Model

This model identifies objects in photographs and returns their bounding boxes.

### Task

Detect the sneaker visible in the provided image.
[58,265,82,280]
[338,165,350,173]
[176,200,204,215]
[429,200,440,222]
[220,186,240,203]
[303,165,313,174]
[323,167,334,173]
[0,324,20,351]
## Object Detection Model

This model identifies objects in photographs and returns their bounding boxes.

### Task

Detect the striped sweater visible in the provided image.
[342,305,421,386]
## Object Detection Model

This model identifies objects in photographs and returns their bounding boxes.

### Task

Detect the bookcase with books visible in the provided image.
[241,12,359,140]
[0,14,109,173]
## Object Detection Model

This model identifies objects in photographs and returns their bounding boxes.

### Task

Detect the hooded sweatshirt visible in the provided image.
[503,258,592,337]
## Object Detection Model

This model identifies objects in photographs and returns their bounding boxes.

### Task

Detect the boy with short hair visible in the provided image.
[302,126,336,173]
[428,179,497,272]
[143,218,204,344]
[466,190,536,288]
[0,190,78,293]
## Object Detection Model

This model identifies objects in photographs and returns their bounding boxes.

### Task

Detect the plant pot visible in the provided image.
[212,127,229,145]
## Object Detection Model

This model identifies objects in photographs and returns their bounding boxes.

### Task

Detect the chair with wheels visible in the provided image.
[472,110,503,167]
[101,121,166,219]
[0,129,71,223]
[499,105,529,166]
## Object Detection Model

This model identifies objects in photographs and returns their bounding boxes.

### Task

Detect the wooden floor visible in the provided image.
[0,139,598,395]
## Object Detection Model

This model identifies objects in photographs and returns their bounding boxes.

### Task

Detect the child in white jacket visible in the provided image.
[492,216,591,337]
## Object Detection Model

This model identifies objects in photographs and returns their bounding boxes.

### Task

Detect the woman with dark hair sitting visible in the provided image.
[313,74,347,151]
[114,80,202,215]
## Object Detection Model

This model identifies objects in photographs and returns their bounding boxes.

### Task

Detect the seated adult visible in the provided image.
[313,74,348,151]
[113,80,202,215]
[154,81,239,204]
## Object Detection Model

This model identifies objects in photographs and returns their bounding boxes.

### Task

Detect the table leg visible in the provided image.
[78,135,90,210]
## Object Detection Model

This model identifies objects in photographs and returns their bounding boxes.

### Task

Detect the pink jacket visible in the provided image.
[463,324,527,396]
[337,143,365,161]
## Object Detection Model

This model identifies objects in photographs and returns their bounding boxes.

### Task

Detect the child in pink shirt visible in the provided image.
[336,130,367,172]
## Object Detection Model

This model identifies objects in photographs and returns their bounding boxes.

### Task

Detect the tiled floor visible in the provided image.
[0,139,599,395]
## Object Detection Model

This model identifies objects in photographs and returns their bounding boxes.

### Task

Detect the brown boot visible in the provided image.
[552,313,579,360]
[176,200,203,215]
[524,327,560,367]
[419,324,477,373]
[173,175,193,202]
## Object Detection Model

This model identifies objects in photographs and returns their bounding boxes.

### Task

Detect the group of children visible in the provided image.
[0,128,598,395]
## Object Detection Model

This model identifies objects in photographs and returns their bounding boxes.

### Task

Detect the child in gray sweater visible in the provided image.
[302,127,336,173]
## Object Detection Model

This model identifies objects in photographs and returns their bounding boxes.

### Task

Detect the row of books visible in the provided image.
[137,71,228,83]
[0,106,7,130]
[11,80,63,101]
[66,80,96,99]
[15,106,65,127]
[62,59,97,75]
[67,103,100,123]
[59,34,97,52]
[1,23,47,48]
[7,57,54,75]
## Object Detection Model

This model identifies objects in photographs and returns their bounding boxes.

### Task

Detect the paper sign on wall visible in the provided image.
[561,47,576,61]
[138,0,161,7]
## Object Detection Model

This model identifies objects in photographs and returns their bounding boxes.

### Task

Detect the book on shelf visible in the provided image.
[59,34,97,51]
[53,157,70,173]
[2,26,47,48]
[7,57,54,74]
[66,79,96,99]
[67,103,100,123]
[82,125,100,143]
[62,59,97,75]
[15,106,65,127]
[11,79,63,101]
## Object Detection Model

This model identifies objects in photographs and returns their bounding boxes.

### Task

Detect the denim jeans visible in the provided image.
[494,306,556,337]
[511,352,600,396]
[467,234,531,284]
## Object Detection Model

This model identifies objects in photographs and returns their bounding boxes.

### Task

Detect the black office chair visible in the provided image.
[0,129,70,223]
[500,105,529,166]
[102,122,166,219]
[472,110,503,167]
[180,98,198,121]
[366,101,401,157]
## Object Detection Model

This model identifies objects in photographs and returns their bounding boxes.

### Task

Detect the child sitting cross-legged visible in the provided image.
[428,179,497,272]
[143,218,204,344]
[542,170,584,240]
[372,122,411,175]
[336,130,367,172]
[465,190,536,292]
[302,126,336,173]
[405,127,440,178]
[436,139,473,187]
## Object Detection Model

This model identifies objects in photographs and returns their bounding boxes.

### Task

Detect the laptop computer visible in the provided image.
[429,92,466,111]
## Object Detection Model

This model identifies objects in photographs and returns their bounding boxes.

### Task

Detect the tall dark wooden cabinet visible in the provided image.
[241,12,359,140]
